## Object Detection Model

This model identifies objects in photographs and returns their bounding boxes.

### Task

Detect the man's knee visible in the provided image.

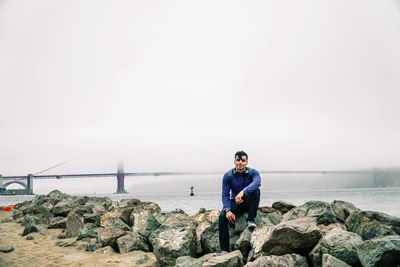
[246,189,260,201]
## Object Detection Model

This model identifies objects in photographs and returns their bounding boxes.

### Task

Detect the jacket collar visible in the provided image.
[233,167,249,175]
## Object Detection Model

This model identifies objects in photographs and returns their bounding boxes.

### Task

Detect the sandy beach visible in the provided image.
[0,211,157,267]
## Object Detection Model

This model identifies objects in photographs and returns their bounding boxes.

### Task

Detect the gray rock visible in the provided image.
[322,254,351,267]
[105,207,134,226]
[71,205,93,216]
[122,251,159,267]
[86,196,113,212]
[66,212,84,237]
[330,200,360,223]
[252,217,321,256]
[48,216,67,229]
[356,235,400,267]
[118,198,141,208]
[52,199,76,217]
[161,212,196,227]
[47,189,69,201]
[235,228,253,260]
[244,253,308,267]
[22,222,46,236]
[149,222,196,266]
[55,240,76,247]
[97,227,128,248]
[258,211,283,226]
[258,206,278,213]
[131,210,161,238]
[116,232,149,253]
[309,229,363,267]
[318,223,346,236]
[0,245,15,253]
[175,256,203,267]
[77,223,98,240]
[202,250,244,267]
[272,200,297,214]
[12,210,24,221]
[100,212,131,231]
[283,201,337,225]
[85,242,102,252]
[82,213,101,226]
[345,210,400,240]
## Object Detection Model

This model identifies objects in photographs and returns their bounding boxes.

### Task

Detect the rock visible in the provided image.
[235,228,253,260]
[93,246,115,254]
[71,205,93,216]
[345,210,400,240]
[20,214,46,227]
[309,229,363,267]
[25,234,35,240]
[116,232,149,253]
[85,242,102,252]
[175,255,203,267]
[105,207,134,226]
[161,213,196,227]
[251,217,321,256]
[48,217,67,229]
[100,212,131,231]
[272,200,296,214]
[82,213,101,226]
[330,200,360,223]
[55,240,76,247]
[118,198,141,208]
[258,211,283,226]
[122,251,159,267]
[131,210,161,238]
[149,222,196,266]
[66,212,84,238]
[283,201,337,225]
[0,217,13,223]
[0,245,15,253]
[258,206,278,213]
[244,253,308,267]
[356,235,400,267]
[47,189,69,201]
[12,210,24,221]
[52,199,76,217]
[97,227,128,249]
[86,196,113,212]
[318,223,346,236]
[77,223,98,240]
[202,250,244,267]
[322,254,351,267]
[22,223,46,236]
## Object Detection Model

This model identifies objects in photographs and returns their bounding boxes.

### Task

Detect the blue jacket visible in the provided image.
[221,167,261,212]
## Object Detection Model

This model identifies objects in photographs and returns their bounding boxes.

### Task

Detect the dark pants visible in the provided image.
[218,189,260,252]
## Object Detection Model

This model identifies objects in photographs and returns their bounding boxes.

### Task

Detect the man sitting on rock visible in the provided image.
[219,150,261,252]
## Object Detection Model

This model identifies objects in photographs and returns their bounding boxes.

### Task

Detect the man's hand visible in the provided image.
[226,211,236,224]
[235,191,244,204]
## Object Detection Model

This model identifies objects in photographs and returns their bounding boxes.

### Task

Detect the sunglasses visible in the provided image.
[235,158,247,162]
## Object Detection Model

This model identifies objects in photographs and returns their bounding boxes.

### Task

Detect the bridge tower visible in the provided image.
[27,173,34,194]
[116,163,127,194]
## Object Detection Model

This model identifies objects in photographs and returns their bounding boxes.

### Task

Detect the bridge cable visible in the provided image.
[33,158,75,175]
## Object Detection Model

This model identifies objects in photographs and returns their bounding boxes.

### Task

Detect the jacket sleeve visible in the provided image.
[243,169,261,195]
[221,173,231,211]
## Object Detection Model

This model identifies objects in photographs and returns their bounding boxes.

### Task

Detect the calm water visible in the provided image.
[1,187,400,218]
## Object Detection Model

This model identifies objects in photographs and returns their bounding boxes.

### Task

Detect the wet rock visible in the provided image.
[309,229,363,267]
[77,223,98,240]
[322,254,351,267]
[131,210,160,238]
[356,235,400,267]
[330,200,360,223]
[149,222,196,266]
[48,216,67,229]
[0,245,15,253]
[116,232,149,253]
[283,201,337,225]
[345,210,400,240]
[251,217,321,256]
[272,200,296,214]
[66,212,84,237]
[244,253,308,267]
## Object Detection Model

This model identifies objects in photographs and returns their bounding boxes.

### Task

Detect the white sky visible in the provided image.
[1,0,400,176]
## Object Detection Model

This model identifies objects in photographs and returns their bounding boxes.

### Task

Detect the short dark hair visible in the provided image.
[235,151,248,159]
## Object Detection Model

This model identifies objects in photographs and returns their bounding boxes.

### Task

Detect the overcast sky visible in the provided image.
[1,0,400,176]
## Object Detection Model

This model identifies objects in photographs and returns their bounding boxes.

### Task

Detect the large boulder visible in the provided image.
[283,201,337,225]
[309,229,363,267]
[149,222,196,266]
[235,228,253,260]
[345,210,400,240]
[52,199,77,217]
[330,200,360,223]
[244,253,308,267]
[322,254,351,267]
[48,216,67,229]
[116,232,149,253]
[272,200,296,214]
[76,223,98,240]
[66,212,84,238]
[175,256,203,267]
[97,227,128,249]
[131,210,161,238]
[356,235,400,267]
[100,213,130,231]
[201,250,244,267]
[251,217,321,256]
[194,209,220,254]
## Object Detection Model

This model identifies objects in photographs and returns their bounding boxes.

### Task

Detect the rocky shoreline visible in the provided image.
[1,190,400,266]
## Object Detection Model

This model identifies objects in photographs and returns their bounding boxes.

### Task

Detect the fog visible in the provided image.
[1,0,400,178]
